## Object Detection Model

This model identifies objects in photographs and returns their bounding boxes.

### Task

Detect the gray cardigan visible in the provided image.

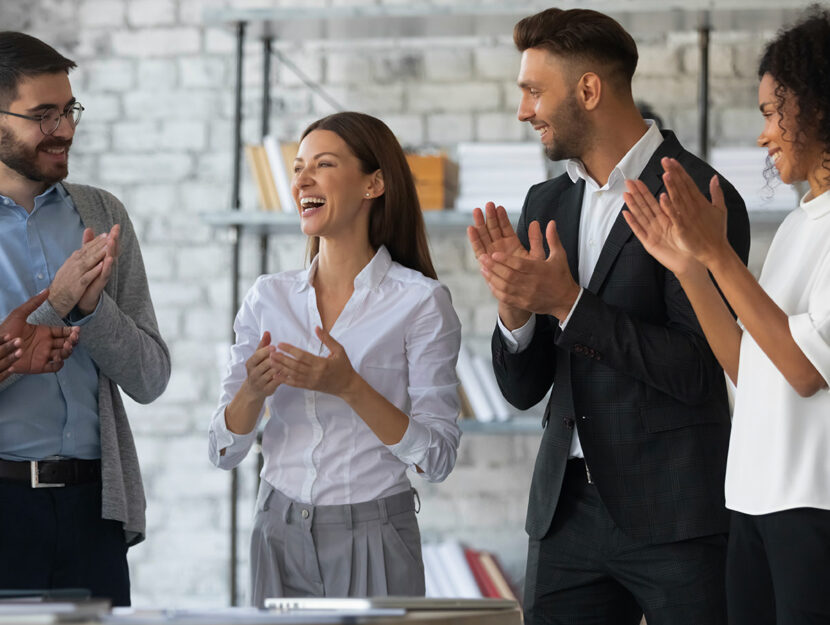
[5,183,171,545]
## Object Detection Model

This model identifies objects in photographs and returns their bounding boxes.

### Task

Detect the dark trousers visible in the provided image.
[524,459,727,625]
[727,508,830,625]
[0,480,130,606]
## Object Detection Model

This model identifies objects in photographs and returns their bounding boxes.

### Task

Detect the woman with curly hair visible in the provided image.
[621,6,830,624]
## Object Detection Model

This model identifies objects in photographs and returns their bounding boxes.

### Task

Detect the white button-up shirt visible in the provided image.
[726,189,830,514]
[499,121,664,457]
[209,246,462,505]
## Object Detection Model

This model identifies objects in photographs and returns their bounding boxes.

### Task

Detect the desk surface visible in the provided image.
[366,608,522,625]
[37,605,523,625]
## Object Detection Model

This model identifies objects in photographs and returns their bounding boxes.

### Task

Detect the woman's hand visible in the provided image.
[241,331,281,399]
[274,327,358,398]
[659,157,730,267]
[623,178,704,279]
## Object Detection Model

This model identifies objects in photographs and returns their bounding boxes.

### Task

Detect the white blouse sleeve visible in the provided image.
[208,281,268,468]
[387,283,462,482]
[789,248,830,390]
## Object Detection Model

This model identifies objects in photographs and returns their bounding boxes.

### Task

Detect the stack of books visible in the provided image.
[422,539,519,603]
[454,142,547,214]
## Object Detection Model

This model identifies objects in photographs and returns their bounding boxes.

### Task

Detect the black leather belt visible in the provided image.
[0,458,101,488]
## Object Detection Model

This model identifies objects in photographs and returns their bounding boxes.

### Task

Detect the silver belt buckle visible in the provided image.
[30,460,64,488]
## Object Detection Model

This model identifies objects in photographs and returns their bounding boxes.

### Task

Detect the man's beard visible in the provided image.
[0,126,70,185]
[544,92,589,162]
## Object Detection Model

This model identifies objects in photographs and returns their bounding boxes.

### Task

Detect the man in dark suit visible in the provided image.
[468,8,750,625]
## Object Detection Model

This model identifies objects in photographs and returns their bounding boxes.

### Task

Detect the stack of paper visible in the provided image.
[422,540,482,599]
[710,146,799,212]
[454,142,547,214]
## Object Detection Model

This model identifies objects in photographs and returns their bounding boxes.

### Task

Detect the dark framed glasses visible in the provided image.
[0,102,84,135]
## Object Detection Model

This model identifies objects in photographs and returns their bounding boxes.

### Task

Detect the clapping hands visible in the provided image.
[623,157,729,275]
[243,327,358,400]
[49,225,120,318]
[0,290,80,383]
[468,201,580,323]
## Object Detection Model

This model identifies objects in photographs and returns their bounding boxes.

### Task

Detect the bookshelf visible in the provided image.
[458,416,541,435]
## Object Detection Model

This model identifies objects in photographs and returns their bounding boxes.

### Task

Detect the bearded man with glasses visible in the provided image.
[0,31,170,605]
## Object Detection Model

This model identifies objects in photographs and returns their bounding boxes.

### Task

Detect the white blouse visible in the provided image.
[209,246,462,505]
[726,189,830,514]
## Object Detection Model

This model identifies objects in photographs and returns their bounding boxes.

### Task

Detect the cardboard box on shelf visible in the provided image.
[405,153,459,211]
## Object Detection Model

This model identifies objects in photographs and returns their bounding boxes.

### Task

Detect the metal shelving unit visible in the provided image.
[202,209,484,234]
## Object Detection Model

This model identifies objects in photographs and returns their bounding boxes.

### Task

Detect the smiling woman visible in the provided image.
[208,112,462,607]
[621,6,830,624]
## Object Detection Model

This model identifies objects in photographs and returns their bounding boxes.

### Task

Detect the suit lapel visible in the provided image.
[585,131,680,294]
[556,178,584,284]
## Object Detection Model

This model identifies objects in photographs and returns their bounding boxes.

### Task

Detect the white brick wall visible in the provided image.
[1,0,790,609]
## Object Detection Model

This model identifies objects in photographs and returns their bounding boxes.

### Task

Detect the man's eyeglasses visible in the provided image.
[0,102,84,135]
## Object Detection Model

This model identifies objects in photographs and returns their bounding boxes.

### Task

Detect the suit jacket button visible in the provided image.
[563,417,575,429]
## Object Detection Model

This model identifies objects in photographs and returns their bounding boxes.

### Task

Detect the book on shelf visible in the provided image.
[456,344,511,423]
[477,550,519,602]
[263,136,299,213]
[244,144,280,211]
[423,539,519,605]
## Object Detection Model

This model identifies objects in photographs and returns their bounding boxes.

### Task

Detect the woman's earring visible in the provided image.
[365,193,371,197]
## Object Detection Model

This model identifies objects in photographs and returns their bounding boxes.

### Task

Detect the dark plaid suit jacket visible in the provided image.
[492,130,751,544]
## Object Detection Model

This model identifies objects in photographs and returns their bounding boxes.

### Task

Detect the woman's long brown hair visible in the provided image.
[300,112,437,280]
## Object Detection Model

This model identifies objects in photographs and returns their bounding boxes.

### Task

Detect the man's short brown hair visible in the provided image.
[514,8,638,89]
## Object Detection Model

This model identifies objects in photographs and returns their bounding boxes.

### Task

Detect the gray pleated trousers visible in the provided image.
[250,481,426,607]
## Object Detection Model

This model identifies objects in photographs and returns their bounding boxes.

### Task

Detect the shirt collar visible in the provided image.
[0,182,65,211]
[799,188,830,220]
[295,244,393,293]
[565,120,663,190]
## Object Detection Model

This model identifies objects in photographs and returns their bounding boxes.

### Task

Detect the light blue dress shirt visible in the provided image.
[0,183,101,460]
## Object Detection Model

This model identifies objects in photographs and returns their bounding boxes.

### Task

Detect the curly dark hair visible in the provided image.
[758,4,830,186]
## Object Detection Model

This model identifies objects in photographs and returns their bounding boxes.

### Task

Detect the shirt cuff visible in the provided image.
[789,312,830,391]
[210,407,258,462]
[497,314,536,354]
[387,417,430,467]
[558,288,584,330]
[66,295,103,326]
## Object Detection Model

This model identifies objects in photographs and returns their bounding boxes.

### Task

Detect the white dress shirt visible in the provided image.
[726,189,830,514]
[499,121,664,457]
[209,245,462,505]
